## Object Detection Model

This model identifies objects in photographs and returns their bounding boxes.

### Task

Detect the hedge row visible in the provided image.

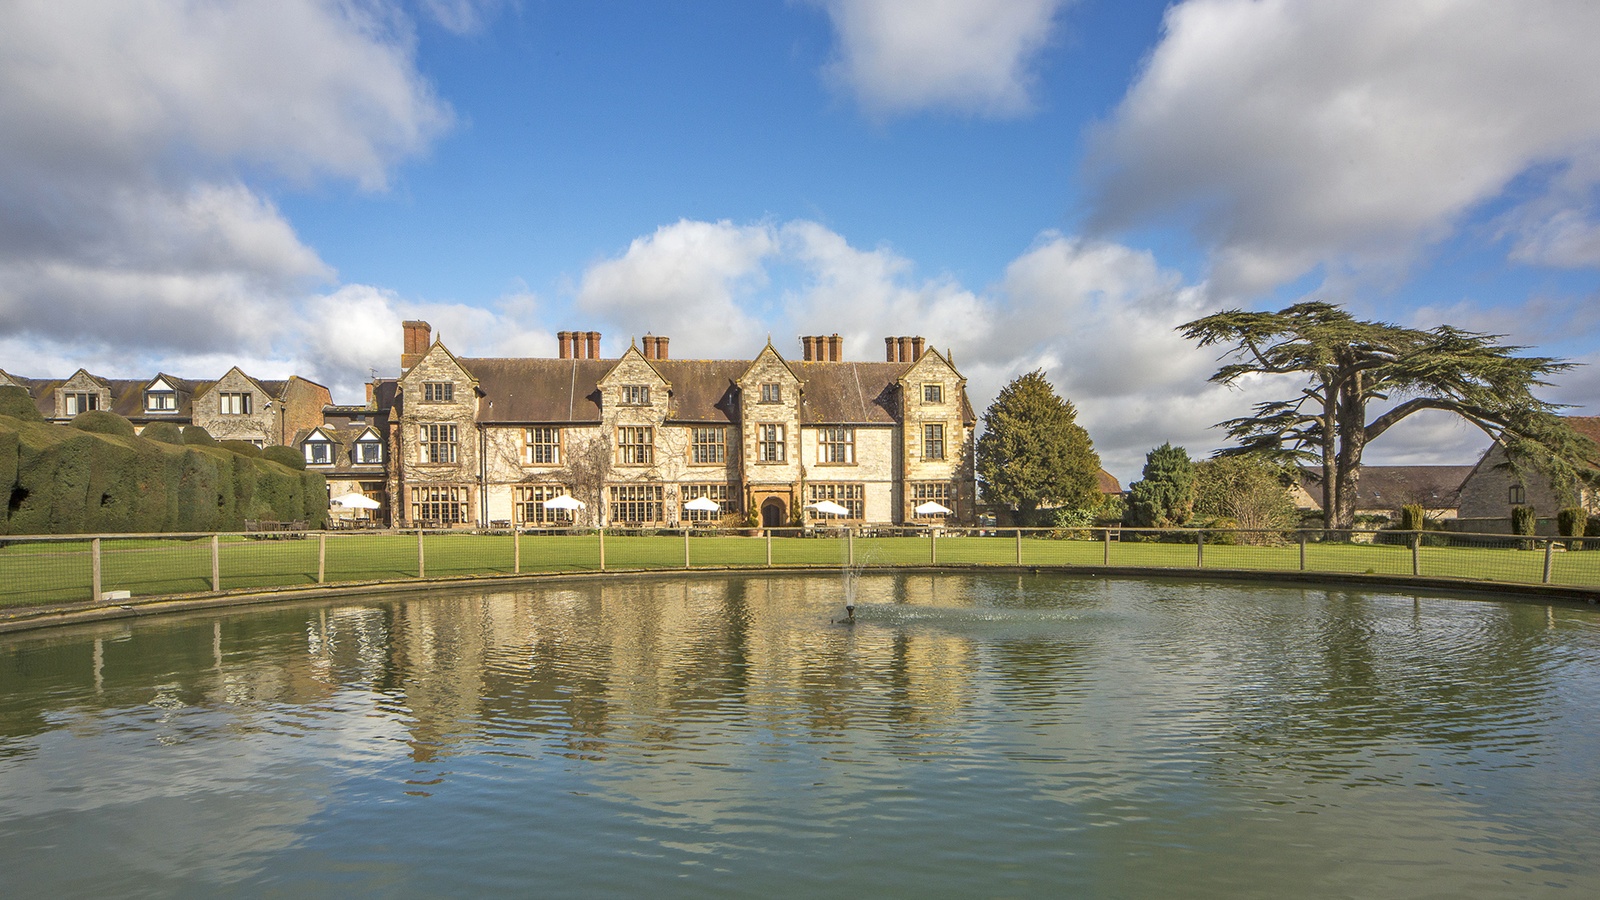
[1,409,326,535]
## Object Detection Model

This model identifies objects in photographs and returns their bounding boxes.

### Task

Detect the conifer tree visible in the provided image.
[1126,443,1194,528]
[976,370,1102,526]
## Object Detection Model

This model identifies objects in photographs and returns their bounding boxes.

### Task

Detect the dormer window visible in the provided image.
[354,439,383,465]
[304,437,334,466]
[621,385,650,405]
[423,382,454,402]
[64,392,98,415]
[144,380,178,412]
[760,383,782,403]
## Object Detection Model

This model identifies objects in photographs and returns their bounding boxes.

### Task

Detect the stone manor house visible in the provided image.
[375,322,976,529]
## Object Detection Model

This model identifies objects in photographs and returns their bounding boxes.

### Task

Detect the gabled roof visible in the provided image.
[466,358,614,423]
[1298,465,1474,511]
[792,361,909,424]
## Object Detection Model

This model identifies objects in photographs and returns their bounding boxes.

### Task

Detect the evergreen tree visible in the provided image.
[1193,454,1298,531]
[1126,443,1195,528]
[976,370,1102,526]
[1182,301,1598,530]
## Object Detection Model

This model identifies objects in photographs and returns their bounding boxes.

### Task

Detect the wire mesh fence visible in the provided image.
[3,524,1598,609]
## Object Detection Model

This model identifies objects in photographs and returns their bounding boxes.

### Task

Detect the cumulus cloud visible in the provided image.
[814,0,1070,117]
[1086,0,1600,295]
[0,0,451,364]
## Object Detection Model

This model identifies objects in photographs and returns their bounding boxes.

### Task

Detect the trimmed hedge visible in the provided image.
[182,425,218,445]
[221,439,263,457]
[141,421,185,444]
[0,385,44,422]
[1511,505,1538,536]
[71,410,136,436]
[0,413,326,534]
[1558,507,1587,538]
[261,445,306,470]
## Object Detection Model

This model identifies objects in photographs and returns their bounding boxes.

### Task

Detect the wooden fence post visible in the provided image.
[766,529,772,567]
[1300,531,1307,571]
[514,529,520,575]
[598,528,605,572]
[930,528,937,565]
[1543,539,1555,584]
[212,534,221,591]
[847,529,854,567]
[684,528,691,569]
[1015,528,1022,566]
[317,533,326,584]
[417,528,425,579]
[91,537,102,602]
[1411,532,1420,577]
[1104,528,1111,565]
[1196,529,1204,568]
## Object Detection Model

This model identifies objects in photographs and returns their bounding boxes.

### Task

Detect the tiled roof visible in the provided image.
[1298,465,1474,510]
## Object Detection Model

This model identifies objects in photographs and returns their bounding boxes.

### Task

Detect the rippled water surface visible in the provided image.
[3,573,1599,897]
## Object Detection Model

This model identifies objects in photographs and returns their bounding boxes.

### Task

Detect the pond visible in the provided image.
[1,572,1598,897]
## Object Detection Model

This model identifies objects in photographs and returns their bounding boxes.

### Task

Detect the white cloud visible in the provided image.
[1086,0,1600,294]
[814,0,1070,117]
[0,0,451,367]
[575,220,778,355]
[419,0,506,35]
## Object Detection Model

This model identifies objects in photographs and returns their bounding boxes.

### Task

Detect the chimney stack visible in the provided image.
[886,337,898,362]
[911,337,925,360]
[656,335,669,360]
[558,331,573,359]
[642,336,656,359]
[898,336,913,363]
[829,334,843,362]
[803,336,816,361]
[402,320,432,370]
[586,331,601,359]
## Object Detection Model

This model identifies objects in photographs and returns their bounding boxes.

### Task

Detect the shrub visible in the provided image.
[1511,505,1538,536]
[220,439,262,457]
[1399,504,1426,532]
[1050,506,1096,540]
[71,410,135,436]
[0,385,44,422]
[261,445,306,470]
[182,426,218,445]
[141,421,185,444]
[1557,507,1587,538]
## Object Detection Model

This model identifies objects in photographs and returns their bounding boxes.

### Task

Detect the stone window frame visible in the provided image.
[690,426,726,465]
[609,483,663,524]
[616,425,654,466]
[817,426,855,465]
[808,482,864,520]
[682,483,736,522]
[911,481,953,517]
[1509,484,1526,506]
[219,391,253,415]
[620,384,651,406]
[759,383,782,403]
[757,423,786,463]
[419,423,459,465]
[922,422,946,461]
[524,426,562,466]
[514,484,572,526]
[922,383,944,404]
[63,392,99,416]
[411,485,468,524]
[422,382,454,403]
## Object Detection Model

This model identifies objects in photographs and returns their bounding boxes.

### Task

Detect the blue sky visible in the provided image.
[4,0,1600,483]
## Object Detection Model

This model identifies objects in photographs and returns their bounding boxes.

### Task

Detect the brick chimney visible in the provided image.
[802,336,815,361]
[656,335,669,360]
[641,336,655,359]
[585,331,601,359]
[911,337,925,360]
[828,334,843,362]
[558,331,573,359]
[886,337,897,361]
[402,320,431,370]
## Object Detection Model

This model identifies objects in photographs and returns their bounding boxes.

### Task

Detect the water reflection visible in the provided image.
[1,573,1598,896]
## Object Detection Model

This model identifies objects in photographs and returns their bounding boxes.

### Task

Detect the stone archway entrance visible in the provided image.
[761,498,787,529]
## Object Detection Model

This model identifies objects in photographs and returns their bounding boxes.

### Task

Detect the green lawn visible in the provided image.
[3,530,1597,609]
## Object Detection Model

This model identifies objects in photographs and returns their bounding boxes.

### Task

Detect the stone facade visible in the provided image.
[376,325,978,529]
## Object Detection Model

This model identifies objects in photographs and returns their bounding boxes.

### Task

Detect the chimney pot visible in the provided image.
[586,331,601,359]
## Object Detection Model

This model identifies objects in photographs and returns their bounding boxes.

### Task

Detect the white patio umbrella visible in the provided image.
[683,496,720,512]
[914,500,952,516]
[808,500,850,516]
[330,492,381,510]
[543,495,585,510]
